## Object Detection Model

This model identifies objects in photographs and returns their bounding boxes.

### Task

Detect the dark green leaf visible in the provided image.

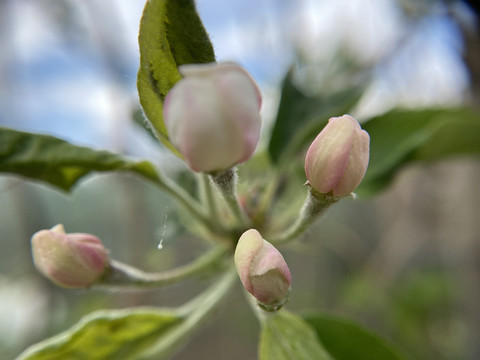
[304,313,405,360]
[357,107,480,196]
[16,308,181,360]
[0,127,160,191]
[259,310,333,360]
[268,69,365,164]
[137,0,215,154]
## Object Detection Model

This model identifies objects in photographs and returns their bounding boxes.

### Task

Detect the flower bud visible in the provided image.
[31,224,109,288]
[305,114,370,198]
[234,229,291,310]
[164,62,262,173]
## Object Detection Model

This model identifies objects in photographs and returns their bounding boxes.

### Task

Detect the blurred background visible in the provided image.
[1,0,479,359]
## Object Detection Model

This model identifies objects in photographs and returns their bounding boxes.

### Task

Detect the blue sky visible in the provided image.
[0,0,472,158]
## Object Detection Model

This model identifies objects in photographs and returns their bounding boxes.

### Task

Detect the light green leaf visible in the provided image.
[132,106,158,141]
[268,69,365,164]
[259,310,333,360]
[0,127,160,191]
[357,107,480,196]
[137,0,215,154]
[304,313,406,360]
[16,308,181,360]
[17,270,237,360]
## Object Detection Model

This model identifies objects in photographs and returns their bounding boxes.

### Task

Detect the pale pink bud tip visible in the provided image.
[234,229,292,308]
[305,114,370,197]
[164,62,262,173]
[31,224,109,288]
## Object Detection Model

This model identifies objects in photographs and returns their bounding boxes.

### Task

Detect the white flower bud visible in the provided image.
[305,114,370,197]
[164,62,262,173]
[31,224,109,288]
[234,229,291,310]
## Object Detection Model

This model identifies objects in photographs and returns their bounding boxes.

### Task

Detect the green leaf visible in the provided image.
[357,107,480,196]
[268,69,365,164]
[259,310,333,360]
[304,313,405,360]
[132,106,158,141]
[137,0,215,154]
[16,308,181,360]
[0,127,161,191]
[17,271,236,360]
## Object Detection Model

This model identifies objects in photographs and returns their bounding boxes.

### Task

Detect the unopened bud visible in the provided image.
[234,229,291,311]
[305,114,370,198]
[164,62,262,173]
[31,224,109,288]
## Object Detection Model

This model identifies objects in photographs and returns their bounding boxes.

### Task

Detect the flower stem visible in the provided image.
[271,188,337,244]
[138,267,237,359]
[146,170,230,240]
[95,246,228,289]
[209,168,252,228]
[199,173,220,221]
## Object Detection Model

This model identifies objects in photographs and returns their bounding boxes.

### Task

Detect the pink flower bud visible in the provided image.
[234,229,292,309]
[164,62,262,173]
[305,114,370,197]
[31,224,109,288]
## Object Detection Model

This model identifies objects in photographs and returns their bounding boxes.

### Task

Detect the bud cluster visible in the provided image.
[29,63,371,316]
